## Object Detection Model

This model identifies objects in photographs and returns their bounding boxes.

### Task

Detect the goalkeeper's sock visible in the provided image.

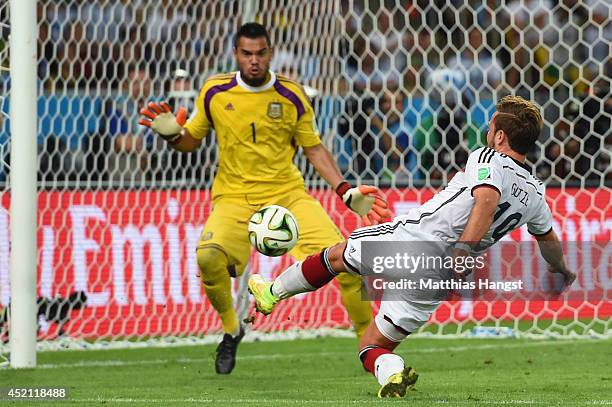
[271,249,336,299]
[221,310,240,337]
[359,346,405,386]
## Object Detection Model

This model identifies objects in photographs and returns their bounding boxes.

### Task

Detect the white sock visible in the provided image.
[271,261,315,299]
[375,353,405,386]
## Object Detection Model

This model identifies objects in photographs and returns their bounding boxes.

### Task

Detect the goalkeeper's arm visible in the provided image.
[303,143,391,225]
[139,102,201,153]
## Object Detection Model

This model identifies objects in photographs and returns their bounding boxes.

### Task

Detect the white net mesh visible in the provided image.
[0,0,610,349]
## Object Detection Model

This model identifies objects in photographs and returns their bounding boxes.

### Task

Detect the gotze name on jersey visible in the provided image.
[372,278,524,292]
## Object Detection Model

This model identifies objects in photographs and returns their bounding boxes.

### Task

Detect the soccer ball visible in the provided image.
[248,205,299,257]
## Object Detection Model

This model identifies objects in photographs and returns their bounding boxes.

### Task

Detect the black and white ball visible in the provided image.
[248,205,299,257]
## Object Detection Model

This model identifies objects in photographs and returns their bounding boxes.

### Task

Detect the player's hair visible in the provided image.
[234,22,271,47]
[494,95,543,154]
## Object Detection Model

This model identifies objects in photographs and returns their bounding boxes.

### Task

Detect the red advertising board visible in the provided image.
[0,188,610,339]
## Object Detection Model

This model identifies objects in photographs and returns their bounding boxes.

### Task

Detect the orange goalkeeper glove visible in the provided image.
[336,181,392,226]
[138,102,187,143]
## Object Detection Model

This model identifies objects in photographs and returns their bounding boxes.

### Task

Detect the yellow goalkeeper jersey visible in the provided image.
[184,70,321,199]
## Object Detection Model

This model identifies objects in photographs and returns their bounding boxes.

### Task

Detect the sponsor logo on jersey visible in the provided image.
[267,102,283,119]
[478,166,491,181]
[202,232,214,241]
[224,103,235,111]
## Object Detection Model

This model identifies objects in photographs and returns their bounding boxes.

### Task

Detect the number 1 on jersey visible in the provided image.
[251,122,256,143]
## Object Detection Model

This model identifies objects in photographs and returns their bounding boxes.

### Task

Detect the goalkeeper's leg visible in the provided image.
[197,246,246,375]
[197,246,239,336]
[336,272,371,337]
[196,197,252,374]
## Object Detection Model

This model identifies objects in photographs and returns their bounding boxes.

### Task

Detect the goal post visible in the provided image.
[8,0,37,368]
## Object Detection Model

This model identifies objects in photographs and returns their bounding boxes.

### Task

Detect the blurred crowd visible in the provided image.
[339,0,611,186]
[0,0,609,187]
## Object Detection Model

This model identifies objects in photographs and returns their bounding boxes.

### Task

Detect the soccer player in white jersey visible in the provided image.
[248,95,576,397]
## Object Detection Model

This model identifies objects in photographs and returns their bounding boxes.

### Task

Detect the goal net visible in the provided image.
[0,0,609,350]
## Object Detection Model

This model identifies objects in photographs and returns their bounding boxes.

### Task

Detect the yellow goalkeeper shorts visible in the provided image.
[196,189,344,277]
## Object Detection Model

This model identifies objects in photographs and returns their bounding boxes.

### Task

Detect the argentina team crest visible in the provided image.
[267,102,283,119]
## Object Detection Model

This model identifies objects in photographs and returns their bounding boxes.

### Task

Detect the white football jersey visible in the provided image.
[342,147,554,336]
[399,147,553,249]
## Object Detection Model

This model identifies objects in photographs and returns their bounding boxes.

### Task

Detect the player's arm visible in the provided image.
[457,186,500,245]
[451,186,499,277]
[294,86,390,225]
[456,148,505,253]
[534,228,576,288]
[527,187,575,288]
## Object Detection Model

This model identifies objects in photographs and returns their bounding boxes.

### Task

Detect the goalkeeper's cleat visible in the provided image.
[377,367,419,398]
[215,326,244,374]
[247,274,279,315]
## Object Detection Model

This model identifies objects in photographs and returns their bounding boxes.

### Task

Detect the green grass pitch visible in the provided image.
[1,336,611,406]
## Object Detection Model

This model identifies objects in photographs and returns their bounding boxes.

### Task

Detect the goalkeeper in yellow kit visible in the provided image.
[139,23,390,374]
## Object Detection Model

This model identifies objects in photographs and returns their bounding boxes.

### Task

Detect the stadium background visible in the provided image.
[0,0,609,344]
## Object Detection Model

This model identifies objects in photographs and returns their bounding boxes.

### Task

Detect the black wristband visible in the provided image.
[335,181,351,197]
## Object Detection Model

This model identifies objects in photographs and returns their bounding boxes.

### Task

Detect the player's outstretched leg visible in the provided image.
[197,246,244,374]
[248,245,342,315]
[247,274,278,315]
[377,366,419,398]
[359,321,418,398]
